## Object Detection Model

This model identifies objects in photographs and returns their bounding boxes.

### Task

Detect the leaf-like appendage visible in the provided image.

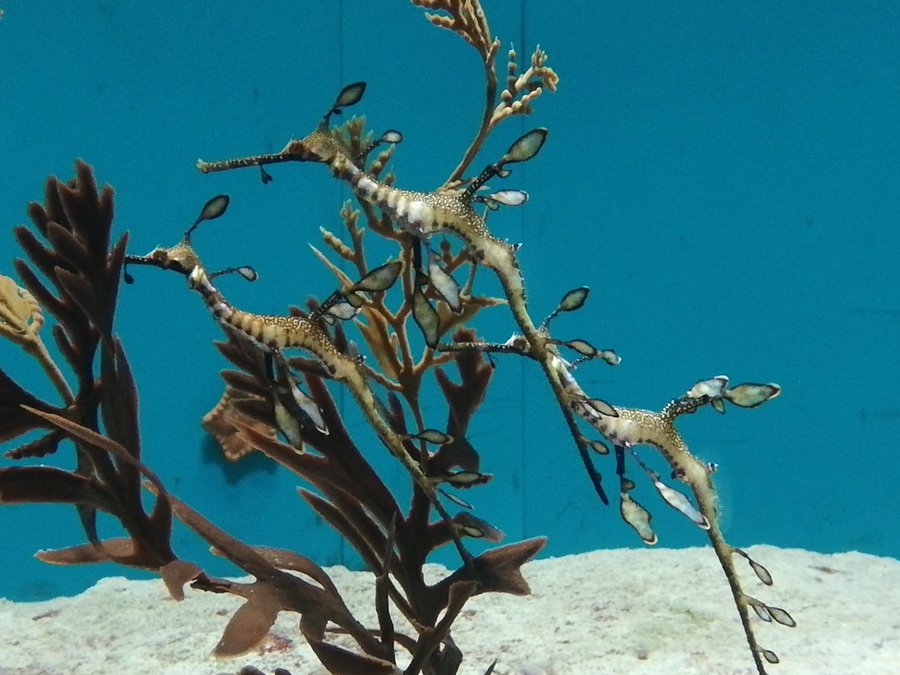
[214,591,280,657]
[557,286,589,313]
[333,81,367,111]
[4,430,63,460]
[427,258,462,311]
[0,466,100,507]
[761,648,780,664]
[500,128,548,165]
[350,260,403,293]
[620,492,657,545]
[195,194,230,225]
[412,285,440,348]
[686,375,729,400]
[725,382,782,408]
[652,477,709,529]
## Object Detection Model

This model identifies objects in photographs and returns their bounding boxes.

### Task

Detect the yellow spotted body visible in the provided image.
[198,124,536,347]
[594,401,711,490]
[327,151,538,346]
[187,267,436,498]
[227,310,344,368]
[577,394,769,673]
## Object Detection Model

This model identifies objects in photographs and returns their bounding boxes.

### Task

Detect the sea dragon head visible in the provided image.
[197,81,402,175]
[123,194,257,284]
[462,126,548,205]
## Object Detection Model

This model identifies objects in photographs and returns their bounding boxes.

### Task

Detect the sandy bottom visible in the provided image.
[1,545,897,675]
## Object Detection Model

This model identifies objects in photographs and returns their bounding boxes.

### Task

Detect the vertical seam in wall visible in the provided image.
[519,0,528,540]
[337,0,347,566]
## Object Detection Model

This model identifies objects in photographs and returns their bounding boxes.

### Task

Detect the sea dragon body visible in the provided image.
[185,265,440,500]
[199,124,530,333]
[122,205,473,556]
[557,360,793,674]
[332,152,535,348]
[193,85,792,672]
[196,93,614,505]
[608,408,775,673]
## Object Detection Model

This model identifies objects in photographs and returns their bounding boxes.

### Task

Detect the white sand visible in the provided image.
[1,545,897,675]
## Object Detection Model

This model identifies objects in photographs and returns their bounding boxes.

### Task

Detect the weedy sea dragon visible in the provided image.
[196,83,622,506]
[554,356,795,674]
[123,196,488,561]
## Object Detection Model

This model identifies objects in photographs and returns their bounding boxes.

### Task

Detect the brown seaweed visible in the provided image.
[0,159,544,672]
[1,162,176,573]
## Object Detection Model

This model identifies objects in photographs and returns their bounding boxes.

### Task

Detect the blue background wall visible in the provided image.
[1,1,898,601]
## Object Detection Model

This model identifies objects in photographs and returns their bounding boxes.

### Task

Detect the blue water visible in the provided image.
[1,1,898,602]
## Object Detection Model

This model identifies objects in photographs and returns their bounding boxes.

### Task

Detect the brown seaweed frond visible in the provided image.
[188,222,537,667]
[16,405,176,571]
[162,489,396,669]
[0,162,177,572]
[202,385,276,462]
[14,160,123,350]
[197,321,539,670]
[0,362,62,456]
[15,402,386,668]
